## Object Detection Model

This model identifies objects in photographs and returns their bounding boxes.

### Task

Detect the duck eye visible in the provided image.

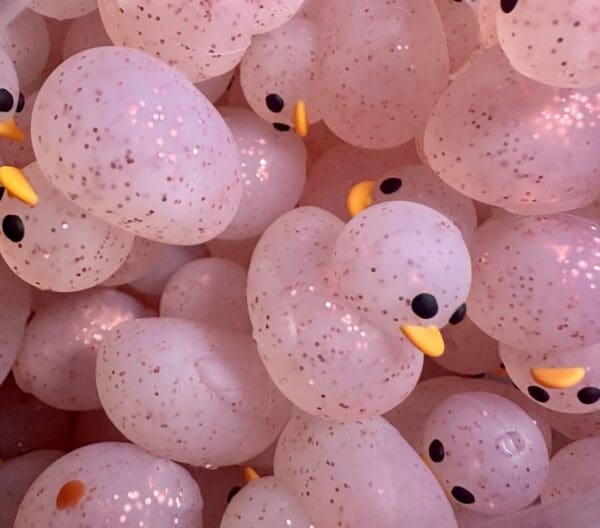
[451,486,475,505]
[577,387,600,405]
[16,93,25,113]
[0,89,14,113]
[265,93,285,113]
[527,385,550,403]
[273,123,290,132]
[226,486,242,504]
[428,439,445,463]
[379,178,402,195]
[500,0,518,14]
[0,188,4,201]
[2,214,25,243]
[449,303,467,325]
[411,293,439,319]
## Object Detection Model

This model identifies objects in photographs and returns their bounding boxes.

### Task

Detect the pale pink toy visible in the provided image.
[300,141,420,222]
[346,164,478,243]
[497,0,600,88]
[385,376,553,453]
[70,409,128,449]
[0,376,73,459]
[196,70,235,104]
[274,412,458,528]
[217,106,307,240]
[103,237,163,287]
[14,442,204,527]
[128,243,208,299]
[98,0,258,82]
[13,287,152,411]
[501,342,600,414]
[478,0,500,48]
[248,206,424,420]
[1,9,49,91]
[434,316,500,376]
[253,0,305,34]
[547,409,600,441]
[61,10,111,59]
[469,213,600,352]
[28,0,97,20]
[206,236,259,270]
[0,162,134,292]
[96,317,290,467]
[332,201,471,342]
[434,0,480,73]
[0,259,31,384]
[221,476,313,528]
[160,257,252,333]
[0,90,36,168]
[242,0,449,148]
[424,391,549,515]
[424,46,600,215]
[0,450,63,528]
[541,437,600,503]
[32,46,241,245]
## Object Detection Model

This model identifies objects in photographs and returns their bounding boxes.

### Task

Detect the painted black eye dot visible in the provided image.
[500,0,518,14]
[2,214,25,243]
[226,486,242,504]
[273,123,290,132]
[428,439,445,463]
[0,89,14,113]
[577,387,600,405]
[0,188,4,201]
[379,178,402,195]
[451,486,475,505]
[449,303,467,325]
[528,385,550,403]
[265,93,285,113]
[411,293,439,319]
[16,93,25,113]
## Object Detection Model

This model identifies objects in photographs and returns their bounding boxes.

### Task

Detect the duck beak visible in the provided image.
[293,100,309,138]
[347,180,377,217]
[0,119,25,142]
[243,467,260,483]
[400,325,445,358]
[530,367,586,389]
[0,166,39,206]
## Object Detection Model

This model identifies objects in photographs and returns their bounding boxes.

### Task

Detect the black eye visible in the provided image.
[273,123,290,132]
[577,387,600,405]
[265,93,285,113]
[2,214,25,243]
[451,486,475,505]
[226,486,242,504]
[0,188,4,201]
[500,0,518,14]
[428,439,445,463]
[527,385,550,403]
[379,178,402,195]
[0,89,14,113]
[411,293,438,319]
[449,303,467,325]
[16,93,25,113]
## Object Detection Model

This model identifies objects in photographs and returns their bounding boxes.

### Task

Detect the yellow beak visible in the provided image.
[244,467,260,483]
[293,100,309,138]
[0,119,25,142]
[400,325,445,358]
[0,166,39,206]
[347,180,377,217]
[530,367,586,389]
